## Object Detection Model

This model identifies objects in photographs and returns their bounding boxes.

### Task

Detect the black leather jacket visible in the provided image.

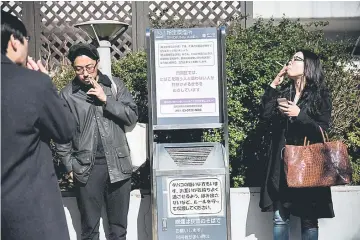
[55,72,138,184]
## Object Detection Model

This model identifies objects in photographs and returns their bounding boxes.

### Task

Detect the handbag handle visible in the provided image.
[303,137,310,146]
[303,126,329,146]
[319,126,329,142]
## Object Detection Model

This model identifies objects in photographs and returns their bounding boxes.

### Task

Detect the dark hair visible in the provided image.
[68,43,99,64]
[280,49,330,115]
[1,10,27,54]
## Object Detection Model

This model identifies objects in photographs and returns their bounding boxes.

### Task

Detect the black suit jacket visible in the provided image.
[1,55,76,240]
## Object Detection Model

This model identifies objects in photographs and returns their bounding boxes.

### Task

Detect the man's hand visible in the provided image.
[87,79,107,103]
[26,56,49,75]
[278,101,300,117]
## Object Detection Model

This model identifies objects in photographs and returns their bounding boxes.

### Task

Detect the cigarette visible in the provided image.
[275,61,284,66]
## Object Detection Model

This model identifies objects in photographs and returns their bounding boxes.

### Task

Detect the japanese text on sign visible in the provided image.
[158,42,215,67]
[154,28,220,120]
[173,217,223,239]
[168,178,223,216]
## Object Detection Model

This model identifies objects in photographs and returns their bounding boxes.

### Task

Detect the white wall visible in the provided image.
[63,186,360,240]
[252,1,360,19]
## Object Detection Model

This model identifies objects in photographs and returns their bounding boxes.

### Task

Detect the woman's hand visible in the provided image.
[278,101,300,117]
[270,65,287,89]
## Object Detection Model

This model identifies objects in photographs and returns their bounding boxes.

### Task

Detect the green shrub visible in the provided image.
[112,17,360,187]
[51,65,75,91]
[208,17,360,186]
[51,17,360,188]
[112,51,148,123]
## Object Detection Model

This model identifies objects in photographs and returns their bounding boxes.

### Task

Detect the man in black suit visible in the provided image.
[1,11,76,240]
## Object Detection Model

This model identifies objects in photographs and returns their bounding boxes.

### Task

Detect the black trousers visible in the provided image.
[75,163,131,240]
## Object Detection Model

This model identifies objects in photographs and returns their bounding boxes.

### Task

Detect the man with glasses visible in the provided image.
[1,11,75,240]
[55,43,138,240]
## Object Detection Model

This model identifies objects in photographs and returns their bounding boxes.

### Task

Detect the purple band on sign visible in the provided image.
[160,98,216,105]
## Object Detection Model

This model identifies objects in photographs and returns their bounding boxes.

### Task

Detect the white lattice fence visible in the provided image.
[2,1,243,64]
[149,1,241,26]
[1,1,22,19]
[40,1,133,64]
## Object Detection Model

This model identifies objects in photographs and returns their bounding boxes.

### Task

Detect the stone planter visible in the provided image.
[62,186,360,240]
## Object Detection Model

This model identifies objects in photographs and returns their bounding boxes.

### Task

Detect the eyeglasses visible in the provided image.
[73,62,98,74]
[286,56,304,66]
[291,56,304,62]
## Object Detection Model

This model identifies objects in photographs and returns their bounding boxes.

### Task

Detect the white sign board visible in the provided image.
[154,28,220,121]
[167,177,224,217]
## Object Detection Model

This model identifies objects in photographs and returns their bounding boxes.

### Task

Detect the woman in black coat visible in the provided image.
[259,50,334,240]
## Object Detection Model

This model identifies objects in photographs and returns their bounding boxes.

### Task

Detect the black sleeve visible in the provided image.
[294,94,332,138]
[53,89,75,173]
[260,85,280,121]
[103,78,138,126]
[38,77,76,144]
[54,141,74,173]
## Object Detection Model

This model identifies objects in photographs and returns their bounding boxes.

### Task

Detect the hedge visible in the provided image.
[52,17,360,189]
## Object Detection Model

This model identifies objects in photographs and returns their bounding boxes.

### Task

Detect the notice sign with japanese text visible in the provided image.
[167,177,224,217]
[154,28,220,123]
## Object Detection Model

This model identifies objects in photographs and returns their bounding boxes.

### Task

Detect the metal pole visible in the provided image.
[97,40,112,79]
[220,25,232,240]
[146,28,158,240]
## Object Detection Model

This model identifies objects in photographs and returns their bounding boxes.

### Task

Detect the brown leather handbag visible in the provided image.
[283,127,352,188]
